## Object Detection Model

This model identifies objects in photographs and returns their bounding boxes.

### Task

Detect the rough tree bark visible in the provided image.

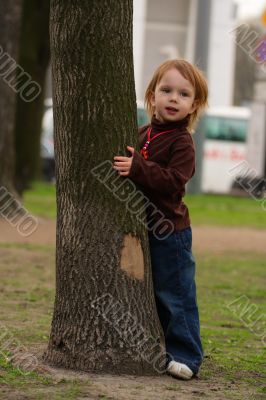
[0,0,22,194]
[14,0,50,194]
[43,0,164,375]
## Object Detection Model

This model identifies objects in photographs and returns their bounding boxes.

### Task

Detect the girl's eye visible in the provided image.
[161,88,170,93]
[180,92,189,97]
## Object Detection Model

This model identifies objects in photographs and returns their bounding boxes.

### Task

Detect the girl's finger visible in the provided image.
[113,165,129,171]
[114,156,129,161]
[114,161,129,166]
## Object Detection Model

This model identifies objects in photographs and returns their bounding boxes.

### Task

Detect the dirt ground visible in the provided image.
[23,353,257,400]
[0,218,265,399]
[0,218,265,254]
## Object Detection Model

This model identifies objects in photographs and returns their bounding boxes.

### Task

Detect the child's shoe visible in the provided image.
[166,360,194,380]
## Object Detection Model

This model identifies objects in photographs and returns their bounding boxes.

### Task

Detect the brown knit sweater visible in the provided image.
[127,115,195,233]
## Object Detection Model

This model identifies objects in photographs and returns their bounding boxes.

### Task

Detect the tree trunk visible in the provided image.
[0,0,22,194]
[14,0,50,194]
[43,0,164,375]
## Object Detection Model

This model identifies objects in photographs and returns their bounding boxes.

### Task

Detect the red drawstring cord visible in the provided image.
[140,127,176,160]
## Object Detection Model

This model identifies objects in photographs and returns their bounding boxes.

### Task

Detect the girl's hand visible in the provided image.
[113,146,134,176]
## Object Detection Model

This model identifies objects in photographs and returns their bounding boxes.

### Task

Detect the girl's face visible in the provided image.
[151,68,197,123]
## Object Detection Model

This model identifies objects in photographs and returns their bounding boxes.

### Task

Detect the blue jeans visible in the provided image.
[148,226,203,374]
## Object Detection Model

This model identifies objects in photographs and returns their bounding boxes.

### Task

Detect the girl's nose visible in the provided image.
[169,91,178,101]
[170,94,178,102]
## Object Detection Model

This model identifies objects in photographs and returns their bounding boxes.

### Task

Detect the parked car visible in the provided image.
[200,106,251,194]
[40,100,149,181]
[41,106,54,181]
[136,100,149,126]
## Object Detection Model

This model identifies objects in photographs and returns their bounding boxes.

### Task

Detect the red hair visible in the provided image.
[144,59,208,132]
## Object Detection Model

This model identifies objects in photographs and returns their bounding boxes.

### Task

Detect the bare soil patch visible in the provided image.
[0,218,265,254]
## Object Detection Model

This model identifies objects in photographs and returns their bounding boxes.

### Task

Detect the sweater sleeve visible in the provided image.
[127,137,195,195]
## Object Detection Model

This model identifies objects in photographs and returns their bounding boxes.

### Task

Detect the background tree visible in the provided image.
[232,18,266,106]
[233,21,256,106]
[14,0,50,194]
[0,0,22,195]
[44,0,163,374]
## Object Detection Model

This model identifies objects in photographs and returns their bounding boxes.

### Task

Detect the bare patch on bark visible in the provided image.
[120,234,144,280]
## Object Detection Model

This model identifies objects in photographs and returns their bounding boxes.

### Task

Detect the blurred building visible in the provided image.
[45,1,238,108]
[133,0,237,107]
[233,13,266,106]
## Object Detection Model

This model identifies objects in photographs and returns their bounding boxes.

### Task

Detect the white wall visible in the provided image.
[207,0,236,106]
[133,0,147,100]
[133,0,237,106]
[135,0,191,100]
[185,0,198,62]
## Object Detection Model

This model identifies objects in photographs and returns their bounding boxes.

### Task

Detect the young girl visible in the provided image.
[113,59,208,380]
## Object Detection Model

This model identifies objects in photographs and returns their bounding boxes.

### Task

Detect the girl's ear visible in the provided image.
[189,99,199,115]
[151,92,156,107]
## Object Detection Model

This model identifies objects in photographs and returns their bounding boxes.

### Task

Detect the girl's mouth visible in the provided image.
[166,107,178,114]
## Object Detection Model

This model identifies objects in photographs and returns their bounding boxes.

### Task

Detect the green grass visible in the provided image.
[0,242,265,398]
[23,181,56,219]
[23,182,266,228]
[3,181,265,397]
[0,354,91,400]
[186,194,266,228]
[197,252,266,381]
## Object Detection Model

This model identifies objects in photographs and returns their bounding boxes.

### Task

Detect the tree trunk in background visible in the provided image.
[14,0,50,194]
[0,0,22,194]
[44,0,163,375]
[233,24,255,106]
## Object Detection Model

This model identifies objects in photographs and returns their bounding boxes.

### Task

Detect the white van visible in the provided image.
[200,106,251,193]
[42,101,251,194]
[135,104,251,194]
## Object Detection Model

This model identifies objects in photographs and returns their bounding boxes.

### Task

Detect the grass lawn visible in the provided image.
[23,182,266,228]
[0,181,264,398]
[23,182,56,219]
[0,244,265,399]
